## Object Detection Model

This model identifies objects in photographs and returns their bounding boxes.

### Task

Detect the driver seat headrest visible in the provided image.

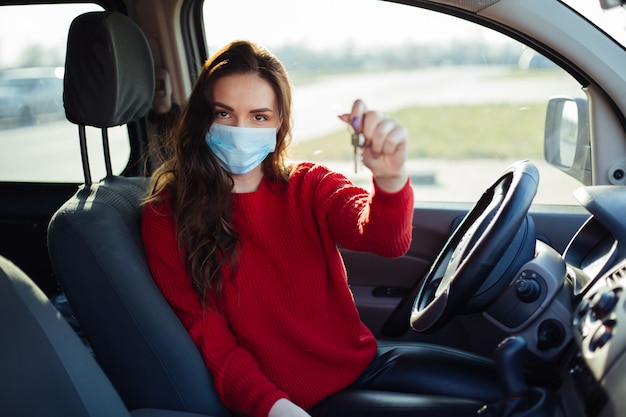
[63,11,155,128]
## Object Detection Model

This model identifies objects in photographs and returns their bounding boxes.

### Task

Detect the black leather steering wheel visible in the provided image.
[381,160,539,336]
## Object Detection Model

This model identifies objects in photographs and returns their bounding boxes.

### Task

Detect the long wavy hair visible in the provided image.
[146,40,293,303]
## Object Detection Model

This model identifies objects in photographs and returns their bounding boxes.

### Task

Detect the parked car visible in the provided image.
[1,0,626,416]
[0,67,64,126]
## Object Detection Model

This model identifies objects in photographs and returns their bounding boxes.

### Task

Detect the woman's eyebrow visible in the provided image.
[213,102,274,113]
[214,102,234,111]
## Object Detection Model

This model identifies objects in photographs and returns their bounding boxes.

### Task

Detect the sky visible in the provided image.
[203,0,507,52]
[0,3,100,67]
[0,0,510,68]
[3,0,626,67]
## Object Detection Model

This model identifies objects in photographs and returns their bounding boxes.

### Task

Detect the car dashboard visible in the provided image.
[559,185,626,417]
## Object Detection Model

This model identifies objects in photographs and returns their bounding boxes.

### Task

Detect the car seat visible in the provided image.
[0,255,213,417]
[47,11,229,416]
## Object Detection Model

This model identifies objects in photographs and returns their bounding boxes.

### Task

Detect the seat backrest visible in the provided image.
[0,255,131,417]
[47,11,229,416]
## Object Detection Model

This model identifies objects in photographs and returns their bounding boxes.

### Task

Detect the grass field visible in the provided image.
[290,101,547,162]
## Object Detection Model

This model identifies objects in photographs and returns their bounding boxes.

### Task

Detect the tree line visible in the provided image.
[6,39,544,74]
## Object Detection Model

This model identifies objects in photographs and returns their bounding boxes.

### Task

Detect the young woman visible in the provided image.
[142,40,500,417]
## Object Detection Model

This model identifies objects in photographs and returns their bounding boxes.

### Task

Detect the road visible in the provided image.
[0,66,584,203]
[292,66,583,204]
[290,66,581,141]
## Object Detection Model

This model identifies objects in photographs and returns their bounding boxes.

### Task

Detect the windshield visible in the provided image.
[563,0,626,47]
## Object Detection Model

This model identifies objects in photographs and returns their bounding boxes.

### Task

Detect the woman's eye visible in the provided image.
[215,111,229,119]
[254,114,268,121]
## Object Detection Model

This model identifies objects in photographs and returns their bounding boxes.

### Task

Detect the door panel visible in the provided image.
[347,203,589,356]
[0,182,78,296]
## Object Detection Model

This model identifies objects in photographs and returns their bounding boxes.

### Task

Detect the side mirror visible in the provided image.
[544,96,592,185]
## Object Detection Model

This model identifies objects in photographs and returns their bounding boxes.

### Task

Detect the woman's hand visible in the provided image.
[339,99,409,193]
[268,399,312,417]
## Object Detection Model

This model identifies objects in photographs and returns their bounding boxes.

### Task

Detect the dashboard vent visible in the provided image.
[606,262,626,286]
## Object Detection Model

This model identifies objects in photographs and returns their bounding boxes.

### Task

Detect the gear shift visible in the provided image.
[480,336,555,417]
[495,336,528,398]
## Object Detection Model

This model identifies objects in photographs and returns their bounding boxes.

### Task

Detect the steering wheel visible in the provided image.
[381,160,539,336]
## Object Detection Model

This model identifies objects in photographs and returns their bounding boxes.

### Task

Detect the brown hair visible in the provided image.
[146,40,293,303]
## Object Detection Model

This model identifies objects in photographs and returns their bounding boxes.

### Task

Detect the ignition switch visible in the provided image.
[537,319,565,351]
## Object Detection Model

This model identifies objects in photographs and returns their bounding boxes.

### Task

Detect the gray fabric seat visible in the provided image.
[0,255,211,417]
[47,11,229,416]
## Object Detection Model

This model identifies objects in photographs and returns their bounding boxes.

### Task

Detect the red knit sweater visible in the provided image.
[141,162,414,417]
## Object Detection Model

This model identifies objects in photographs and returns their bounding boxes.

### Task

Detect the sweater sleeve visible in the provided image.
[303,164,414,258]
[141,200,289,417]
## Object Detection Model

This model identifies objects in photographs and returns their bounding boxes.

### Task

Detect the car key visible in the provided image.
[351,117,365,173]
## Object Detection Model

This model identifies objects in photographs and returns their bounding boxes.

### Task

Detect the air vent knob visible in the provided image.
[590,291,618,320]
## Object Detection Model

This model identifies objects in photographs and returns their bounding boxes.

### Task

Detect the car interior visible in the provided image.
[3,0,626,417]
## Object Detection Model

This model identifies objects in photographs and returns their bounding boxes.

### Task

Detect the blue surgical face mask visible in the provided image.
[205,123,277,175]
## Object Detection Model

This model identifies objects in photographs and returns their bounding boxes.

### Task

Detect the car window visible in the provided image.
[0,4,130,183]
[203,0,586,205]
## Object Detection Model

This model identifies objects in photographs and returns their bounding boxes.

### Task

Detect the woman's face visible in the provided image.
[211,73,280,129]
